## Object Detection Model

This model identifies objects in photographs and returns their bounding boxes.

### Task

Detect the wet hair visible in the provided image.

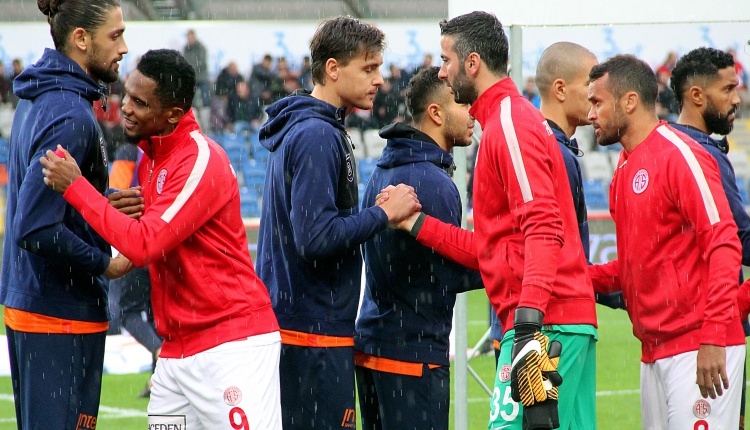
[589,54,658,108]
[670,47,735,110]
[37,0,120,53]
[136,49,196,112]
[309,16,385,85]
[439,11,508,75]
[406,66,447,124]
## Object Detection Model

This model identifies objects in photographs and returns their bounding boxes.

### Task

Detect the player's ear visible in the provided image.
[167,107,185,125]
[622,91,639,114]
[325,58,339,82]
[428,103,443,126]
[553,79,566,102]
[687,86,704,108]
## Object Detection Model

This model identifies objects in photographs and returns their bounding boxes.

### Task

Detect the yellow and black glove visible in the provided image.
[510,307,563,430]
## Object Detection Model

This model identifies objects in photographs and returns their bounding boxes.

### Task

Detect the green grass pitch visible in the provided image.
[0,293,741,429]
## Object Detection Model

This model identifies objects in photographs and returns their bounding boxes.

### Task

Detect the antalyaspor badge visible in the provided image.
[156,169,168,194]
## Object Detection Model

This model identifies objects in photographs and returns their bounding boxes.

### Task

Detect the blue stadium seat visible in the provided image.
[249,130,270,163]
[222,133,249,173]
[239,186,261,218]
[358,183,367,208]
[583,178,608,210]
[358,157,378,185]
[242,158,266,194]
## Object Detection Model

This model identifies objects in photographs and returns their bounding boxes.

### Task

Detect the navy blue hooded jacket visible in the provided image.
[256,91,388,337]
[355,122,483,365]
[1,48,111,322]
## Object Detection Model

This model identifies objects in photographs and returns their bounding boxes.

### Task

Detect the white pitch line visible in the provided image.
[0,393,146,419]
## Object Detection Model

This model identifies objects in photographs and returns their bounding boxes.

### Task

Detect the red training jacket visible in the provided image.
[589,123,744,363]
[64,110,279,358]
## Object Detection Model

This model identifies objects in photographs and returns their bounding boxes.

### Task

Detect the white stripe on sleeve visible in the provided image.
[499,97,533,202]
[657,125,720,225]
[160,130,210,223]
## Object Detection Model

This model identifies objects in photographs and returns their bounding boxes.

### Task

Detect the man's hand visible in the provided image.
[377,184,421,224]
[510,307,562,430]
[40,145,81,194]
[104,254,134,280]
[696,344,728,399]
[109,186,145,219]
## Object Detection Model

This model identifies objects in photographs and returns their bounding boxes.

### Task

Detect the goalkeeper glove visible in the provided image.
[510,307,563,430]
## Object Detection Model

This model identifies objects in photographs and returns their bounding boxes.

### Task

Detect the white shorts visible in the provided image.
[640,345,745,430]
[148,332,282,430]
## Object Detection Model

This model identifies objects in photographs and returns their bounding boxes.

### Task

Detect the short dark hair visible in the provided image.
[37,0,121,53]
[670,47,735,110]
[309,16,385,85]
[406,66,446,124]
[439,11,508,75]
[136,49,196,112]
[589,54,658,108]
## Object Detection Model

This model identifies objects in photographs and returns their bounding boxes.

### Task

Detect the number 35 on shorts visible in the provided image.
[490,386,520,423]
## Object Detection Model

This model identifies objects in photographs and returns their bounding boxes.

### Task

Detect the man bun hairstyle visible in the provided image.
[136,49,196,112]
[38,0,120,53]
[670,47,735,109]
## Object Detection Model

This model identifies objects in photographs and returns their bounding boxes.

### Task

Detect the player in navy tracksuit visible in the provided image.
[0,1,131,428]
[355,67,483,430]
[255,16,422,429]
[669,46,749,428]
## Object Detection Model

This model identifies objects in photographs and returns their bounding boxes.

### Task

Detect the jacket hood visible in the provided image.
[260,91,347,152]
[13,48,105,103]
[377,122,454,171]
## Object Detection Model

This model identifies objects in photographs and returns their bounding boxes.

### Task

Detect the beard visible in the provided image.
[595,105,629,147]
[451,68,479,105]
[703,97,736,136]
[87,42,120,83]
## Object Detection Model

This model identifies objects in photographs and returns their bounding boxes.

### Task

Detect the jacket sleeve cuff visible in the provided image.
[409,212,427,237]
[700,321,728,347]
[517,284,551,316]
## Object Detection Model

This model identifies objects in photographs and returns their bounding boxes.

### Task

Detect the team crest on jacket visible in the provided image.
[632,169,649,194]
[156,169,168,194]
[346,153,354,183]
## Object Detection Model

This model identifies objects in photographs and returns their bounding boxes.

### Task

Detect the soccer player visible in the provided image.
[389,11,598,429]
[355,66,483,430]
[587,54,745,429]
[1,0,131,428]
[254,16,421,429]
[41,49,282,430]
[669,46,749,429]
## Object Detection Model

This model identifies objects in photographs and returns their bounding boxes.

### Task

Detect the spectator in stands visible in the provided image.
[656,50,678,81]
[94,79,126,161]
[250,54,277,108]
[372,78,404,128]
[215,61,244,98]
[413,53,434,76]
[9,59,23,108]
[183,29,209,108]
[297,55,313,91]
[656,67,679,121]
[0,61,11,104]
[276,56,301,97]
[389,63,411,98]
[522,76,541,108]
[727,48,749,117]
[227,81,263,134]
